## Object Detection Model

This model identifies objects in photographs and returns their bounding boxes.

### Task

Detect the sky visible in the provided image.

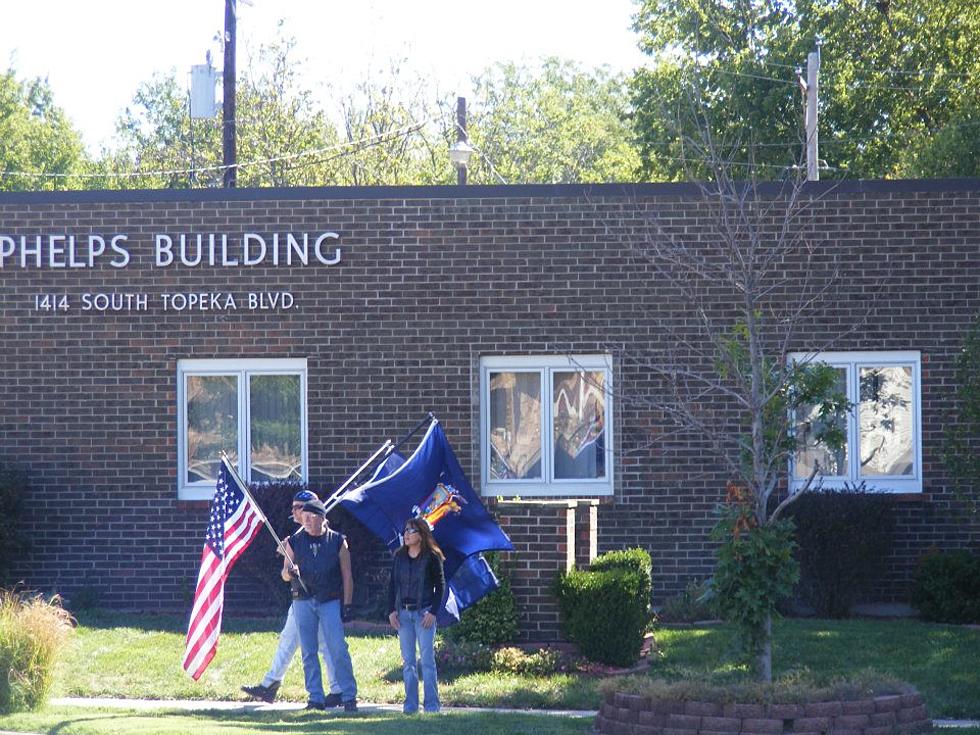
[1,0,647,154]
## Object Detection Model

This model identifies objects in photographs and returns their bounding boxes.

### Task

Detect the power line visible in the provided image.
[754,57,975,80]
[0,117,438,182]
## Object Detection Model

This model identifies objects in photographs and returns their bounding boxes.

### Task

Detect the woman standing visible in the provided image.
[387,517,446,714]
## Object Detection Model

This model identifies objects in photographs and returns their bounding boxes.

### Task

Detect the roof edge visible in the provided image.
[2,178,980,205]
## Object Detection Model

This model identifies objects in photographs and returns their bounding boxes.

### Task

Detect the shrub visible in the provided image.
[433,638,493,673]
[943,313,980,516]
[555,565,649,667]
[0,464,27,583]
[235,480,308,613]
[911,550,980,623]
[491,646,579,675]
[659,579,718,623]
[0,592,73,714]
[785,485,895,618]
[600,668,912,704]
[443,553,520,645]
[590,548,653,605]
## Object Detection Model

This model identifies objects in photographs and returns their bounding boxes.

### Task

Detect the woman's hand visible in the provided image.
[388,611,400,630]
[422,611,436,629]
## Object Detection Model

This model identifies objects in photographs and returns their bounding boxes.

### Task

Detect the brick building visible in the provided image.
[1,179,978,638]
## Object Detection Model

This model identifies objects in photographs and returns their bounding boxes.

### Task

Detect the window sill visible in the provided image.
[482,487,614,499]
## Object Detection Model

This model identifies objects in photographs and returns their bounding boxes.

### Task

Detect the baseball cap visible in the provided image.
[293,490,318,503]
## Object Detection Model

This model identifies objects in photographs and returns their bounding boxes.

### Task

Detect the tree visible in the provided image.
[101,50,642,188]
[0,68,89,191]
[624,135,853,680]
[467,59,640,184]
[101,31,342,189]
[630,0,980,180]
[331,58,455,186]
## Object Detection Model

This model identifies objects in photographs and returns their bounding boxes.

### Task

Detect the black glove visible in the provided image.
[341,604,354,623]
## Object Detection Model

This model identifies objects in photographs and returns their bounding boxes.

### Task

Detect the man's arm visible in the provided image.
[280,539,297,582]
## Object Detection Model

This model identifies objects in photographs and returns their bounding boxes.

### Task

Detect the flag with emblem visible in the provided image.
[182,458,263,679]
[339,419,513,626]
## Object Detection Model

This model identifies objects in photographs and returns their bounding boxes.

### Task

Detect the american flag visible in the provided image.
[182,459,263,680]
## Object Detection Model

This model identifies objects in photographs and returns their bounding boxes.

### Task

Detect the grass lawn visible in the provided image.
[0,706,594,734]
[30,611,980,719]
[652,618,980,718]
[53,611,600,710]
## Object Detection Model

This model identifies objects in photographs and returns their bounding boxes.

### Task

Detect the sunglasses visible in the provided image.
[403,528,420,535]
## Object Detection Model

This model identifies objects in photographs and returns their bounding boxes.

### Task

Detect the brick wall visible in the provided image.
[1,181,979,624]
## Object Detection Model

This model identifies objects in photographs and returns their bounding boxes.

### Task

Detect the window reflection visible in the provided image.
[859,365,914,477]
[553,371,606,480]
[250,374,302,481]
[186,375,238,483]
[794,367,848,479]
[489,372,542,480]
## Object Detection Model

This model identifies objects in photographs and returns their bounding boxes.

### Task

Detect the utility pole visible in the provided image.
[222,0,237,188]
[803,42,821,182]
[456,97,467,186]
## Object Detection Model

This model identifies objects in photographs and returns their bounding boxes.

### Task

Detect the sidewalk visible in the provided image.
[47,698,980,728]
[50,696,597,718]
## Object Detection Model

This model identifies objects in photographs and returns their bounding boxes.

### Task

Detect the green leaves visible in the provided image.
[630,0,980,179]
[468,59,640,184]
[0,69,89,191]
[709,505,799,663]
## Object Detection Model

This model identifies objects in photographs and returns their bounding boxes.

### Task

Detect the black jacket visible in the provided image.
[387,548,445,616]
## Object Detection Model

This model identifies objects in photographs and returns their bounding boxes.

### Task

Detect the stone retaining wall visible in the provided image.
[596,691,932,735]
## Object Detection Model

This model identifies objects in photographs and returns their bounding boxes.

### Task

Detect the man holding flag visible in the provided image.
[281,498,358,712]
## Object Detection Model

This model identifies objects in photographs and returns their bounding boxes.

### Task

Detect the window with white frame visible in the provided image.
[177,358,308,500]
[480,355,613,496]
[791,351,921,493]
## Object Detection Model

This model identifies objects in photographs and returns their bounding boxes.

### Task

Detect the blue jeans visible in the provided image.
[261,603,339,693]
[293,598,357,705]
[397,609,439,713]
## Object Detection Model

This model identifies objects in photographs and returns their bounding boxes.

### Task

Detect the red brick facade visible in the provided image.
[1,181,978,632]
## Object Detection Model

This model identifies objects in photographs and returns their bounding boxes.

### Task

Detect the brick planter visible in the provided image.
[596,691,932,735]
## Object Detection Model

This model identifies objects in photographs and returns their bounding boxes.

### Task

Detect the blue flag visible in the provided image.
[340,420,513,625]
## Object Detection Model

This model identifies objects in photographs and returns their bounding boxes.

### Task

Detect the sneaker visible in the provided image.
[343,699,358,713]
[323,692,343,708]
[241,681,280,704]
[305,700,327,710]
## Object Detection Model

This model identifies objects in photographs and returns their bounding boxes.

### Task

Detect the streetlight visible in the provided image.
[451,97,473,185]
[449,140,474,183]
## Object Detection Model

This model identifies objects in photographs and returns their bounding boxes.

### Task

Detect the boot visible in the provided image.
[241,680,281,703]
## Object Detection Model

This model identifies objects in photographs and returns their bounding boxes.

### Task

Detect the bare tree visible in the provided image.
[616,122,865,679]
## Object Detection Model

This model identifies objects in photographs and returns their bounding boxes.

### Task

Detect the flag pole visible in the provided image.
[321,413,436,514]
[321,439,393,514]
[219,453,308,594]
[391,412,436,455]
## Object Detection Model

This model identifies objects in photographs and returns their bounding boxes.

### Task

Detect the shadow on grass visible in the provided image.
[379,665,475,685]
[2,707,594,735]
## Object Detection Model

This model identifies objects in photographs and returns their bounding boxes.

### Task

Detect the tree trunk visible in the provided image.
[757,612,773,682]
